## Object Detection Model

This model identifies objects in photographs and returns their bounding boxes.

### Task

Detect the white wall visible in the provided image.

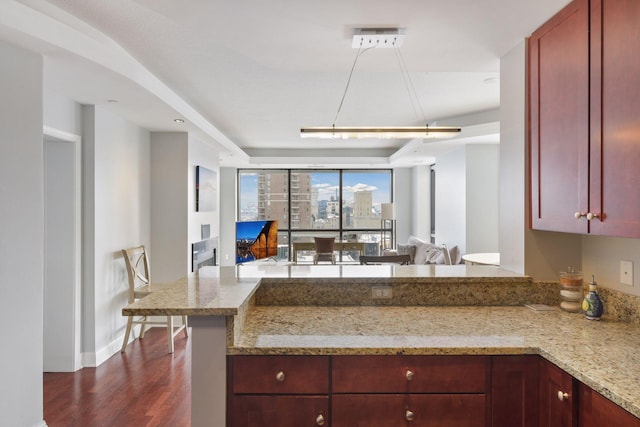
[393,168,412,245]
[410,165,431,241]
[150,132,219,280]
[219,167,237,266]
[0,40,44,427]
[82,105,151,366]
[466,145,500,253]
[188,135,219,270]
[582,235,640,296]
[150,132,189,282]
[44,89,82,135]
[435,147,467,253]
[44,137,81,372]
[433,144,499,255]
[498,41,527,273]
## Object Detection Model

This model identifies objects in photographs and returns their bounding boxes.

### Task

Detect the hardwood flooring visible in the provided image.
[44,328,191,427]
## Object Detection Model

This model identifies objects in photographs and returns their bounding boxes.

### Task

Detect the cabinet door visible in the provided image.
[231,395,328,427]
[332,394,485,427]
[578,382,640,427]
[491,355,539,427]
[588,0,640,237]
[539,359,576,427]
[529,0,589,233]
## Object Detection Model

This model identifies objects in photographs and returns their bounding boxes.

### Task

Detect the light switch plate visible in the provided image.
[620,260,634,286]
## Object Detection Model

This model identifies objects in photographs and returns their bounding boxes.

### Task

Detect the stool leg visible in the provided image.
[166,316,175,353]
[182,316,189,337]
[121,316,134,353]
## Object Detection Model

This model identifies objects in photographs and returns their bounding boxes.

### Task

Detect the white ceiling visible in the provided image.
[4,0,571,167]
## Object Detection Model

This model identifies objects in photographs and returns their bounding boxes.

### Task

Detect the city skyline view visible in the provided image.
[239,170,391,221]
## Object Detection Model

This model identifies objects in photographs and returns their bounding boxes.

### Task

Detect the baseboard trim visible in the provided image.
[80,318,187,367]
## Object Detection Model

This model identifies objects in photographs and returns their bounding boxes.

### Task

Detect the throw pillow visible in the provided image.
[407,236,429,264]
[449,245,462,264]
[425,245,446,264]
[408,236,450,264]
[396,244,416,264]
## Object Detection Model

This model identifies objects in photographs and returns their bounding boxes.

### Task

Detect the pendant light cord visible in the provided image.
[332,35,428,128]
[332,38,377,127]
[393,39,427,126]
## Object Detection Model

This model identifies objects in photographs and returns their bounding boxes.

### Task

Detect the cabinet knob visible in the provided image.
[586,212,600,221]
[315,414,325,425]
[557,390,569,401]
[405,410,415,421]
[405,369,414,381]
[574,212,587,219]
[275,370,285,382]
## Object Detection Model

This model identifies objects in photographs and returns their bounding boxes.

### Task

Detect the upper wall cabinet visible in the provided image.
[529,0,640,238]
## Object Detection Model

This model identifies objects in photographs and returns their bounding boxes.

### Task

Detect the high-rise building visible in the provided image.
[257,171,312,229]
[353,190,379,228]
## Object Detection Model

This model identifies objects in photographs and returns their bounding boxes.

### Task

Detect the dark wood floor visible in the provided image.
[44,328,191,427]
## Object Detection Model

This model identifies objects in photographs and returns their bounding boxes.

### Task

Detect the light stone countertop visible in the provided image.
[122,265,640,418]
[232,305,640,419]
[123,264,531,316]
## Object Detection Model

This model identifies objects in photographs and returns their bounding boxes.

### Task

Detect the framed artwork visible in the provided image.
[196,166,217,212]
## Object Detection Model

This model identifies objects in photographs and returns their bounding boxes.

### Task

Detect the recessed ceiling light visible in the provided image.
[174,118,185,123]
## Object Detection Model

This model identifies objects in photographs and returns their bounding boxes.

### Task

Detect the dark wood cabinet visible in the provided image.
[228,355,330,427]
[491,355,539,427]
[232,395,328,427]
[578,382,640,427]
[588,0,640,237]
[332,355,488,393]
[539,358,576,427]
[228,354,639,426]
[231,355,329,394]
[332,394,485,427]
[529,0,589,234]
[529,0,640,238]
[332,355,488,427]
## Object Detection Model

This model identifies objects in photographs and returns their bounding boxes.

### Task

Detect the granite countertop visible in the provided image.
[122,264,640,418]
[232,305,640,419]
[123,264,532,316]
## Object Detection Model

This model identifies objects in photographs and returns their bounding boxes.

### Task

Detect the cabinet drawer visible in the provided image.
[332,393,486,427]
[232,395,328,427]
[332,355,488,393]
[232,355,329,394]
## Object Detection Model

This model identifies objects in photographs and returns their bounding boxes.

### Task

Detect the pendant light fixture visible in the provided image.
[300,28,461,140]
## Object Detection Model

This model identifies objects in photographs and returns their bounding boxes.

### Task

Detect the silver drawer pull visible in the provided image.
[275,370,285,382]
[315,414,325,425]
[557,390,569,401]
[406,410,415,421]
[405,369,414,381]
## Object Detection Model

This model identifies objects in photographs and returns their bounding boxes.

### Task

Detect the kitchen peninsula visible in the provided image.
[123,265,640,426]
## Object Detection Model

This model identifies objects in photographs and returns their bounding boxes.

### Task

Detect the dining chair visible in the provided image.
[359,254,412,265]
[120,245,188,353]
[313,237,336,264]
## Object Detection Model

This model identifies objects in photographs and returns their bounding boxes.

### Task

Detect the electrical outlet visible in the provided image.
[225,253,229,260]
[620,260,634,286]
[372,286,393,299]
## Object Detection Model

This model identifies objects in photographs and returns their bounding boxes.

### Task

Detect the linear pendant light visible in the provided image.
[300,28,461,140]
[300,126,461,139]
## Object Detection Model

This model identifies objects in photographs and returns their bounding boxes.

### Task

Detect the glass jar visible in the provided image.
[559,267,584,312]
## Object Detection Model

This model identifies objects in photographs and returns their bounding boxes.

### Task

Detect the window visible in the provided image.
[238,169,393,261]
